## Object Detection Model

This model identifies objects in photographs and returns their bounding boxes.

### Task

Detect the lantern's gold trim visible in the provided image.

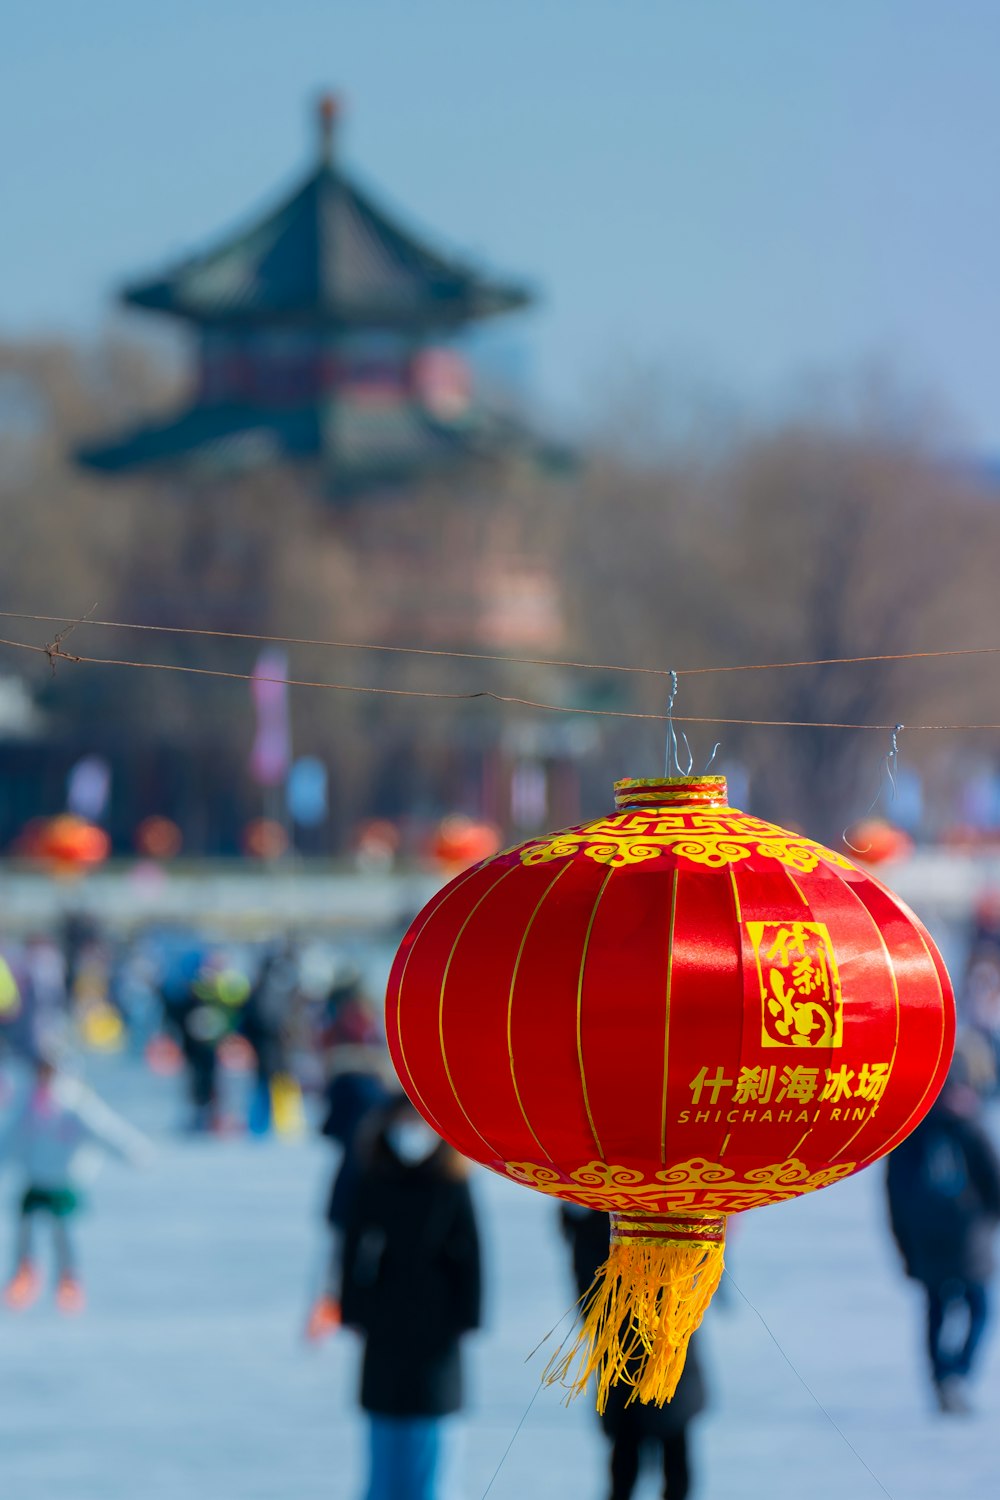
[615,776,728,789]
[615,776,729,812]
[519,809,856,875]
[502,1155,856,1213]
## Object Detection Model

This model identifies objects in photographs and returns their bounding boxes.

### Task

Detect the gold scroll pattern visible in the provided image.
[503,1156,857,1213]
[517,809,857,875]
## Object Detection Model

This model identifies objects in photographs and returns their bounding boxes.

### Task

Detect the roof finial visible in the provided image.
[317,92,341,166]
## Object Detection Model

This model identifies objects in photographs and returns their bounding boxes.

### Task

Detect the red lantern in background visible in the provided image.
[429,815,501,871]
[843,818,913,866]
[387,775,955,1409]
[135,816,183,860]
[243,818,289,860]
[16,814,110,871]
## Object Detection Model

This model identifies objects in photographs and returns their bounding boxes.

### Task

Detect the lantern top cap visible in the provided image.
[614,775,729,811]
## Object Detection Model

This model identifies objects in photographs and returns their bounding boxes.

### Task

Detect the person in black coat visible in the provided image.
[559,1203,707,1500]
[887,1068,1000,1412]
[341,1096,482,1500]
[304,1044,393,1342]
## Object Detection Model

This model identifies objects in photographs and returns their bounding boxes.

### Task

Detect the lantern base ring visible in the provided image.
[543,1210,726,1411]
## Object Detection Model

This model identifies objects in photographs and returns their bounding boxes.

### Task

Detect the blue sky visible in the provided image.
[4,0,1000,443]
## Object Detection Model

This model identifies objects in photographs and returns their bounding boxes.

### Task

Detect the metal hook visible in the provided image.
[663,671,718,777]
[664,669,680,777]
[843,724,905,853]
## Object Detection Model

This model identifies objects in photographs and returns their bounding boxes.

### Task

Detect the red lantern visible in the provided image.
[429,815,502,871]
[843,818,913,866]
[17,814,110,870]
[135,816,183,860]
[387,775,954,1408]
[243,818,289,859]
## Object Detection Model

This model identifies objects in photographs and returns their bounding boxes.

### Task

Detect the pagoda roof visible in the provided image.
[76,395,552,497]
[122,101,533,332]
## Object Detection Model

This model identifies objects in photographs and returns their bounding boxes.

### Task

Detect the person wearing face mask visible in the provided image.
[341,1095,482,1500]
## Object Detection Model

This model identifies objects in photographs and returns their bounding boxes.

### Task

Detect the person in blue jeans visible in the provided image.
[341,1096,481,1500]
[888,1064,1000,1413]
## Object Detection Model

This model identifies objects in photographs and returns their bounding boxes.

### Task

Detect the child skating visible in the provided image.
[0,1051,151,1314]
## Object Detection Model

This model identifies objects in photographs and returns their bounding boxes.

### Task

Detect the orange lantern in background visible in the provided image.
[842,818,913,866]
[387,775,955,1409]
[135,816,183,860]
[429,814,501,871]
[243,818,289,860]
[17,814,110,871]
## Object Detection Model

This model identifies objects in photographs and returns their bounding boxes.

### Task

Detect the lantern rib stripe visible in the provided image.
[506,863,573,1162]
[391,864,485,1135]
[827,877,901,1164]
[727,867,743,926]
[784,872,811,907]
[860,914,948,1168]
[438,864,520,1159]
[659,868,680,1166]
[728,866,748,1138]
[576,867,615,1160]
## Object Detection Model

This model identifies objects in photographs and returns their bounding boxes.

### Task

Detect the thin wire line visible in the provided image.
[0,637,665,721]
[681,646,1000,677]
[2,608,1000,682]
[480,1378,545,1499]
[723,1269,895,1500]
[0,609,672,679]
[3,634,1000,731]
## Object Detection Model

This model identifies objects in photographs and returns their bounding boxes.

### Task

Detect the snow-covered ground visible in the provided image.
[0,1054,996,1500]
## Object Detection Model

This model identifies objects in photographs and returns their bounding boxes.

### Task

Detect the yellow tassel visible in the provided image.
[544,1210,726,1412]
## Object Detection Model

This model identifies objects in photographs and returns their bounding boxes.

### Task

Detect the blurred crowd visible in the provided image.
[0,898,997,1500]
[0,916,388,1135]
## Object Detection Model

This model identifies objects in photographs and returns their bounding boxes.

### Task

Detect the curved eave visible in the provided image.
[119,282,535,330]
[74,397,539,488]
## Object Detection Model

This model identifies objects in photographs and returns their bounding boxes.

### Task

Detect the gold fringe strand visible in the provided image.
[544,1214,726,1412]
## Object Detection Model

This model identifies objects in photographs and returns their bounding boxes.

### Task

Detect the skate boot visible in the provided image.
[4,1261,40,1310]
[55,1275,86,1316]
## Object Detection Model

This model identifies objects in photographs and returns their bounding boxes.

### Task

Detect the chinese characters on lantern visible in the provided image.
[678,1061,893,1125]
[749,919,845,1049]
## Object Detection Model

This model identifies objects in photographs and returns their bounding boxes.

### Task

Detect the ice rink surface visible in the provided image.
[0,1054,997,1500]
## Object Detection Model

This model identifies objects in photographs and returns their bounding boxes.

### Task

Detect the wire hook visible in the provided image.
[664,670,716,777]
[663,670,694,775]
[664,670,679,777]
[843,723,904,853]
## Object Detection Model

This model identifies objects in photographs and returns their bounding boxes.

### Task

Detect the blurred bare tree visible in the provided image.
[563,402,1000,841]
[2,335,998,850]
